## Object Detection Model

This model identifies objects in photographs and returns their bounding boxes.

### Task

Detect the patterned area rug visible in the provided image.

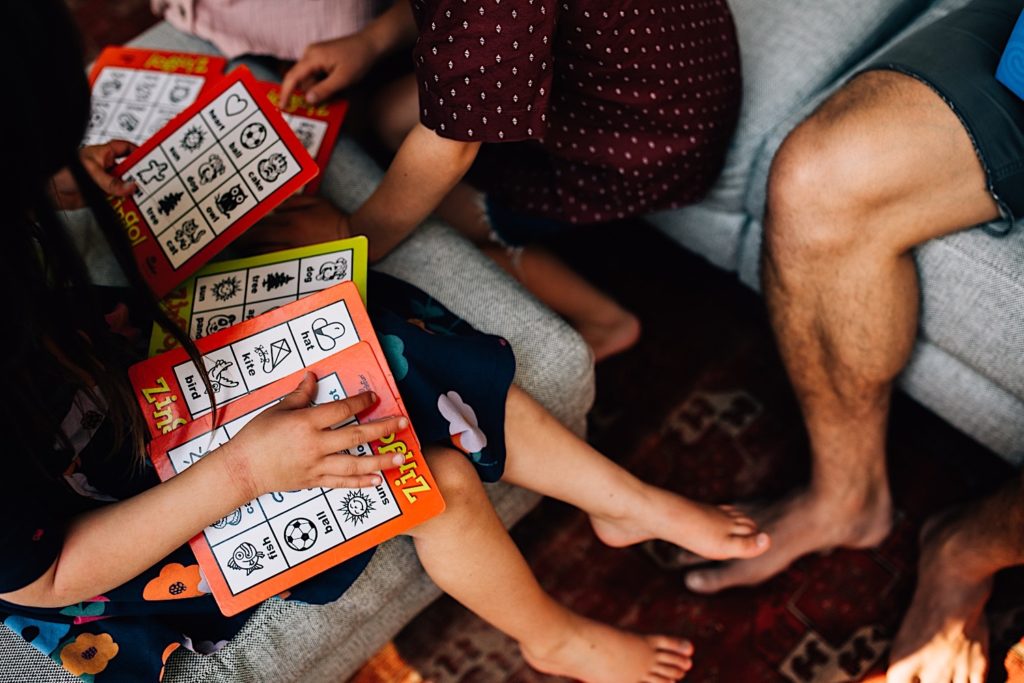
[374,225,1024,683]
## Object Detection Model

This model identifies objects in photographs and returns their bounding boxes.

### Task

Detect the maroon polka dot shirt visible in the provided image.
[410,0,742,224]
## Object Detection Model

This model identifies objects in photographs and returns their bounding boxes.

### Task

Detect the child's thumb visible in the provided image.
[279,372,318,409]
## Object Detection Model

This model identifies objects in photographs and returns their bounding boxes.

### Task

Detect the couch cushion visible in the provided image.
[744,0,979,221]
[651,0,932,272]
[711,0,932,214]
[915,225,1024,405]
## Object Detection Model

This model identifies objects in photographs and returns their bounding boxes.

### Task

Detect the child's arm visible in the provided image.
[0,375,407,608]
[237,124,480,260]
[280,1,418,106]
[353,124,481,262]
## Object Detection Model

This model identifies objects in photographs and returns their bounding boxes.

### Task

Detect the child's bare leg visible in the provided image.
[410,447,694,682]
[436,185,642,361]
[502,386,770,560]
[491,244,641,362]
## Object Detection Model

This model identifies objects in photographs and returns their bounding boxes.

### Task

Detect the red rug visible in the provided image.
[389,225,1024,682]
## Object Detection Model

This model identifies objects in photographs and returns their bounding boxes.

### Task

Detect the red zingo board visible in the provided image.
[85,46,228,147]
[109,66,318,297]
[257,82,348,195]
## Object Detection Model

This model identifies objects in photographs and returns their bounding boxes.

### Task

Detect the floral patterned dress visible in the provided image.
[0,272,514,681]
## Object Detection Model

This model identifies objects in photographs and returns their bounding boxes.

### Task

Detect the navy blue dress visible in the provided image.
[0,272,515,682]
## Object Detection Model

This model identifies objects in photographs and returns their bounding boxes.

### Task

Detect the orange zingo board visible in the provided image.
[133,280,445,615]
[147,341,444,616]
[109,66,318,297]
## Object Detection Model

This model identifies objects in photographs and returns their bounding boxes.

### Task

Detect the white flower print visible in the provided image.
[437,391,488,454]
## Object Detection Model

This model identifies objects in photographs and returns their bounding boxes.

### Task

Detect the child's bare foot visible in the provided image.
[522,613,693,683]
[590,483,770,561]
[577,308,641,362]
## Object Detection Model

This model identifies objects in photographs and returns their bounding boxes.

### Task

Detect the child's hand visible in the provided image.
[50,140,137,210]
[220,373,408,500]
[237,195,352,254]
[280,34,379,106]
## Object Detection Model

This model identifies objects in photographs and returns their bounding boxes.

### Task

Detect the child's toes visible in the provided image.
[726,531,770,558]
[731,515,758,533]
[650,661,689,680]
[651,635,694,657]
[656,650,693,671]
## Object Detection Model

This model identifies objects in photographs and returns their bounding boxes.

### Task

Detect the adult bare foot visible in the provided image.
[589,484,770,561]
[522,613,693,683]
[886,514,992,683]
[577,308,642,362]
[685,488,892,593]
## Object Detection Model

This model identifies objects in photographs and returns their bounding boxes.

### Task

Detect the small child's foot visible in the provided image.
[577,309,641,362]
[590,485,770,561]
[522,614,693,683]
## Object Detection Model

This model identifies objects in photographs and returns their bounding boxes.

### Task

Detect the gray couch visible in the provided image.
[650,0,1024,464]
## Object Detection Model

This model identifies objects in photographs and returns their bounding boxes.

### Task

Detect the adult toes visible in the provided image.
[953,650,970,683]
[685,566,733,594]
[885,659,920,683]
[967,643,987,683]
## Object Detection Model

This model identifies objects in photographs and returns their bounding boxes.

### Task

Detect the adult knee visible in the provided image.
[765,105,895,266]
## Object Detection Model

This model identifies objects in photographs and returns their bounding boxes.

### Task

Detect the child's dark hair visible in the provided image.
[3,0,208,467]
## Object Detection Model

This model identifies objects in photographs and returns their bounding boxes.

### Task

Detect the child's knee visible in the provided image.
[424,447,483,504]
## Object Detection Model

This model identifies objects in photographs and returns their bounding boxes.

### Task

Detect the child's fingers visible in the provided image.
[308,391,381,428]
[80,156,135,197]
[303,67,348,104]
[277,372,319,410]
[107,176,137,197]
[317,473,384,490]
[322,416,408,453]
[280,58,321,107]
[99,139,137,163]
[319,451,403,480]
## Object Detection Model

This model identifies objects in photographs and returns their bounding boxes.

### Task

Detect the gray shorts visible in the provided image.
[863,0,1024,233]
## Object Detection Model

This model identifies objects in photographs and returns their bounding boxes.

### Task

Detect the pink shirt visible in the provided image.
[154,0,383,60]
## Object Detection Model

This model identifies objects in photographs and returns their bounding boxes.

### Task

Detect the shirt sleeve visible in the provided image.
[410,0,555,143]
